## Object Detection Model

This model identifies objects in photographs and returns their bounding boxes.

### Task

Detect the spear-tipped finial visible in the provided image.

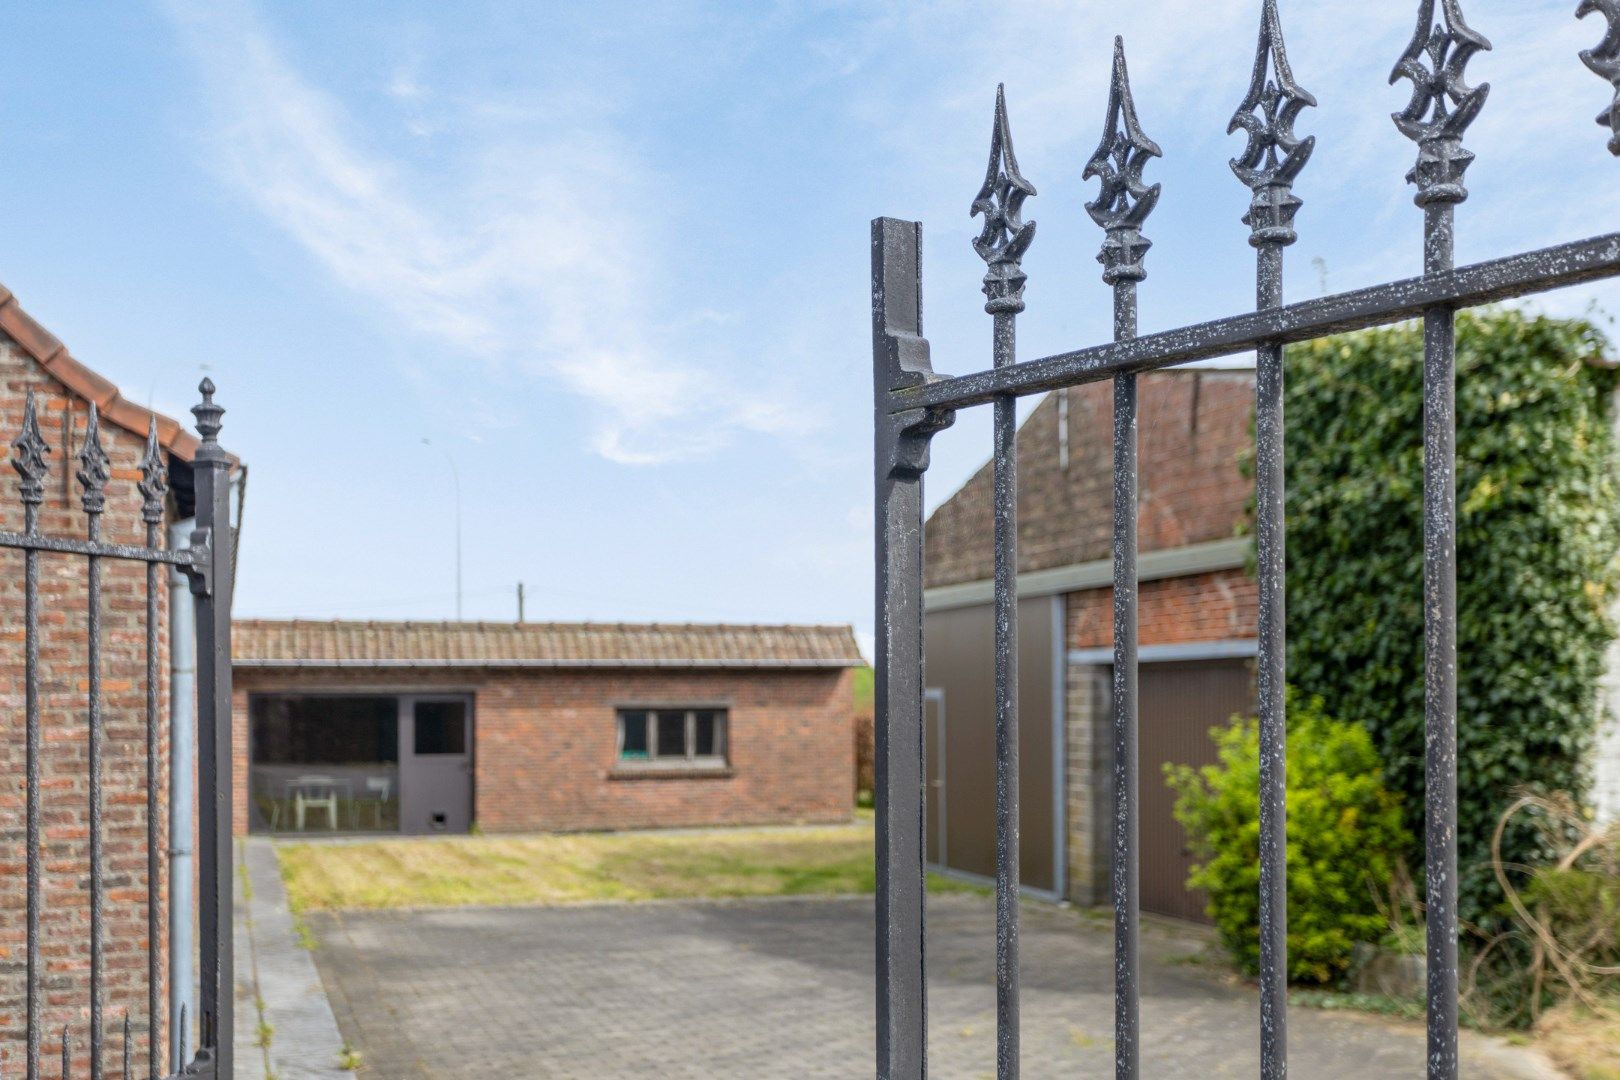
[1390,0,1491,205]
[192,378,224,446]
[1230,0,1317,246]
[139,417,169,525]
[76,403,111,516]
[971,84,1037,314]
[1084,37,1162,285]
[10,387,50,511]
[1578,0,1620,156]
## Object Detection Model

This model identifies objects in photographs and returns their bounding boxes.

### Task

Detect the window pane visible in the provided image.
[413,701,467,755]
[621,712,649,759]
[694,711,720,757]
[656,711,688,759]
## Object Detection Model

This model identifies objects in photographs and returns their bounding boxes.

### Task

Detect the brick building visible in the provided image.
[923,370,1256,919]
[231,619,863,836]
[0,284,217,1074]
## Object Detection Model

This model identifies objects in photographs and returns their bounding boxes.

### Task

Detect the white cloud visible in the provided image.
[159,0,802,465]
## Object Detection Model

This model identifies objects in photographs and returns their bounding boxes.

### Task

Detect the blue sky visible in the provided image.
[1,0,1616,654]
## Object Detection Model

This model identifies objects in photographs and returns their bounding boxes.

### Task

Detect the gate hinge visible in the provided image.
[183,526,214,597]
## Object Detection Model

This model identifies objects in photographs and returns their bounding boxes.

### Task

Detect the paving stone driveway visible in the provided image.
[309,895,1535,1079]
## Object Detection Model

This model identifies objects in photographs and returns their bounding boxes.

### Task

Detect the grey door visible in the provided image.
[399,696,474,834]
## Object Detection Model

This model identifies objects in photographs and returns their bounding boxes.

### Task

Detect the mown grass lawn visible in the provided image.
[278,820,982,912]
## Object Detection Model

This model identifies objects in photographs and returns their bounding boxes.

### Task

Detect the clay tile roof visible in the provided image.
[232,619,866,669]
[0,282,224,463]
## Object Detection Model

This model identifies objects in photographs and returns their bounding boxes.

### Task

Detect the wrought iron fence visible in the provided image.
[4,381,234,1079]
[871,1,1620,1077]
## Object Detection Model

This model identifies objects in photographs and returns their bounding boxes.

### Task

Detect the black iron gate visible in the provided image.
[872,1,1620,1077]
[4,380,234,1079]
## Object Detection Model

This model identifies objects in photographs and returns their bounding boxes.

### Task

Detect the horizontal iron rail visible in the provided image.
[889,230,1620,413]
[0,531,194,565]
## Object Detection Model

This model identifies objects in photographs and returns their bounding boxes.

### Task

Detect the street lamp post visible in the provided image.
[421,438,462,620]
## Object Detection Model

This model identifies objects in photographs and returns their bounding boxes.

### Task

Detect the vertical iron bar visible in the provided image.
[146,525,163,1078]
[971,85,1033,1078]
[992,314,1020,1079]
[1390,8,1485,1072]
[1230,10,1316,1071]
[872,218,948,1080]
[140,422,169,1080]
[1255,246,1288,1080]
[86,513,104,1080]
[1111,285,1140,1080]
[24,468,42,1080]
[1083,42,1157,1078]
[190,381,234,1080]
[1423,200,1459,1080]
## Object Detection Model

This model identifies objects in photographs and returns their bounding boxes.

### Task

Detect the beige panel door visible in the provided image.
[1138,659,1255,922]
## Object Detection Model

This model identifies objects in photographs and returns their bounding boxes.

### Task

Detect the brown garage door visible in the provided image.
[1139,659,1255,922]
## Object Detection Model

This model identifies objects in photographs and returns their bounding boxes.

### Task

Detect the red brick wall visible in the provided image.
[231,666,856,835]
[1,335,173,1076]
[1067,569,1258,650]
[926,371,1253,588]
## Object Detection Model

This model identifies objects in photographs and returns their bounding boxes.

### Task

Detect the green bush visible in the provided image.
[1281,309,1620,928]
[1166,690,1410,985]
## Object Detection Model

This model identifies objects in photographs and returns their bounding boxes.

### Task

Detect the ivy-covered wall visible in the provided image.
[1283,309,1620,926]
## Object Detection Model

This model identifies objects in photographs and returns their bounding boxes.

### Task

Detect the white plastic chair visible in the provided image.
[289,775,341,831]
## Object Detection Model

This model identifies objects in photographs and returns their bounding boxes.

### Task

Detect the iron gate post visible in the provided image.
[872,217,952,1080]
[188,380,235,1080]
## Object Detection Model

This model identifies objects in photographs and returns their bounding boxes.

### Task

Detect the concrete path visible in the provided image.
[306,895,1557,1079]
[234,838,350,1078]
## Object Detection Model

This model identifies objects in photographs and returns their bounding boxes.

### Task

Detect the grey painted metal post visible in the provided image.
[872,217,951,1080]
[1230,4,1316,1074]
[169,517,199,1073]
[1084,37,1159,1080]
[970,83,1036,1079]
[1391,5,1488,1076]
[189,380,235,1080]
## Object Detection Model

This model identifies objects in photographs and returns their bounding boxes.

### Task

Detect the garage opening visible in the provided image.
[1138,658,1256,922]
[248,693,473,835]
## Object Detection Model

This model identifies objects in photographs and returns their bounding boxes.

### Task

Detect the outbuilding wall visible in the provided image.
[231,665,856,835]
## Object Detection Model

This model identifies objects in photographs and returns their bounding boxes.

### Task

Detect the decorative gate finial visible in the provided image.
[1085,37,1162,285]
[139,418,169,526]
[76,403,111,516]
[971,84,1037,314]
[193,378,224,445]
[1230,0,1317,246]
[1578,0,1620,155]
[1390,0,1491,205]
[10,388,50,510]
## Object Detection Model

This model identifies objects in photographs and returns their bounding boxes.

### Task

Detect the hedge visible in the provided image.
[1280,308,1620,927]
